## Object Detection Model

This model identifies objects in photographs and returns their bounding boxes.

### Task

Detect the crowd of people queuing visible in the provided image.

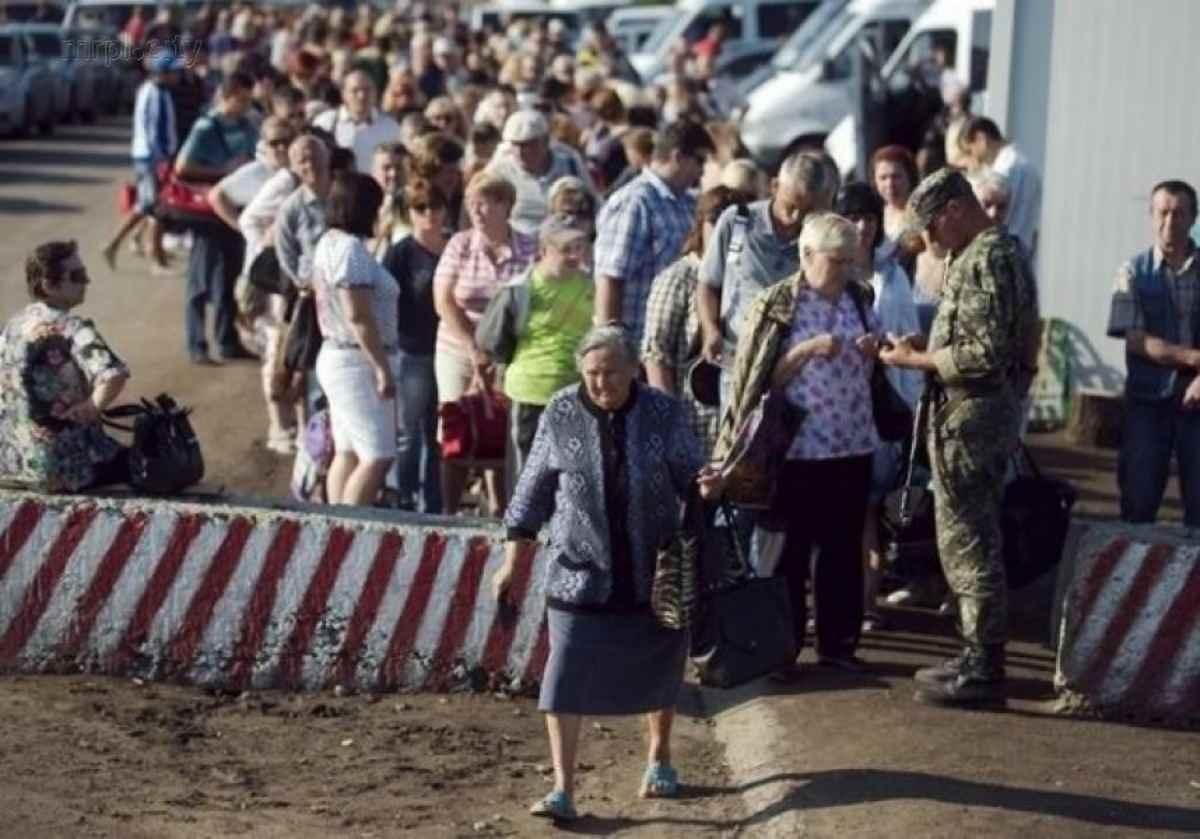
[18,0,1189,825]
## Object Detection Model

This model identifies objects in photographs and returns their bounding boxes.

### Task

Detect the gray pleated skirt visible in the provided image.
[538,607,689,715]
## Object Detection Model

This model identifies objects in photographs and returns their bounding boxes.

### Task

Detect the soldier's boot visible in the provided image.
[913,647,972,687]
[914,645,1006,708]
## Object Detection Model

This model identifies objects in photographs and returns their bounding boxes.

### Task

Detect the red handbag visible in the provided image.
[117,182,137,215]
[156,161,218,224]
[440,384,509,462]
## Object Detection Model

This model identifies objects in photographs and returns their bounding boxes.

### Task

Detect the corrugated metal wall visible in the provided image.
[1037,0,1200,392]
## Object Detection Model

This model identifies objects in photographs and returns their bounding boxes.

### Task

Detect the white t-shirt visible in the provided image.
[312,106,402,175]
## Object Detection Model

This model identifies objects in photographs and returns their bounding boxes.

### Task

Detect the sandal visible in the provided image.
[639,762,680,799]
[529,789,578,821]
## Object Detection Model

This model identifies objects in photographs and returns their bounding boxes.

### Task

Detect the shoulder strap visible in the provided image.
[726,203,751,258]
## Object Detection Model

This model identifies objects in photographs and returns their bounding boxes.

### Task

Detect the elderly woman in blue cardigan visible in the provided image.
[492,325,722,822]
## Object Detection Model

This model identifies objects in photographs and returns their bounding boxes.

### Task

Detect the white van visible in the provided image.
[737,0,931,166]
[630,0,820,85]
[825,0,994,175]
[606,5,673,56]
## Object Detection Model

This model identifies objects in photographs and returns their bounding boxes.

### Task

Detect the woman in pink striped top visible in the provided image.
[433,170,537,515]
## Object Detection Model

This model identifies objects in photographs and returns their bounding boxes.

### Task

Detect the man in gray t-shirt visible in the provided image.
[697,151,836,371]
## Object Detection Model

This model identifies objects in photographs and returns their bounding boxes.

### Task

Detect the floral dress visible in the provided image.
[0,302,130,491]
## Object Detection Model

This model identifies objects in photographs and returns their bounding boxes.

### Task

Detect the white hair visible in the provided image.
[778,150,837,199]
[798,212,860,261]
[575,325,638,370]
[969,168,1012,200]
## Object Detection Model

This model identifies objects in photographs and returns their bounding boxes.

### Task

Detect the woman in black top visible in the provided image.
[380,178,447,512]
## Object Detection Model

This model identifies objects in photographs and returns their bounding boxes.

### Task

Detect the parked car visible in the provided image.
[607,5,673,55]
[0,23,56,135]
[14,22,99,122]
[826,0,995,175]
[629,0,820,85]
[738,0,930,167]
[63,25,123,115]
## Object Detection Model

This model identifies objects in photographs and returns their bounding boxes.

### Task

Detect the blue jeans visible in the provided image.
[185,223,243,358]
[1119,396,1200,527]
[387,351,442,513]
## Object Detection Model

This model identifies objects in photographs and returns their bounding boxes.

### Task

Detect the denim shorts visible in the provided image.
[134,159,159,215]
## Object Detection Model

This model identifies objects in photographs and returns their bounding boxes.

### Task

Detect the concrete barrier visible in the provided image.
[0,492,549,693]
[1054,520,1200,720]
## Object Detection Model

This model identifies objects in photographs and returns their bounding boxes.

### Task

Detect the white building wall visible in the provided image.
[1032,0,1200,393]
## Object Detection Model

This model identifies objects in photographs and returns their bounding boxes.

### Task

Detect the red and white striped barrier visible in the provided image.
[0,494,549,693]
[1054,521,1200,719]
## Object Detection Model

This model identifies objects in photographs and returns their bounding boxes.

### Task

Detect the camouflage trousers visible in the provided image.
[928,395,1019,648]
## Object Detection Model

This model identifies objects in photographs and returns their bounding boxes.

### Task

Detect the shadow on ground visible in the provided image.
[554,769,1200,834]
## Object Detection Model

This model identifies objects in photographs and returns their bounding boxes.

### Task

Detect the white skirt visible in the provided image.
[315,346,398,461]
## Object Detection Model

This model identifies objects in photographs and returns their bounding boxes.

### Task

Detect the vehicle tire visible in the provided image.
[16,98,32,138]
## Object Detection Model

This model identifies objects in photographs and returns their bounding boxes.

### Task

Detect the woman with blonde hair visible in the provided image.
[424,96,467,140]
[433,170,537,515]
[715,213,882,679]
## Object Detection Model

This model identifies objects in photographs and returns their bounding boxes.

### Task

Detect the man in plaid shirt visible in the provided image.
[592,121,715,344]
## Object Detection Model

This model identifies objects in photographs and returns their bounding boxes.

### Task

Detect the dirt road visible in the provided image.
[2,119,1198,838]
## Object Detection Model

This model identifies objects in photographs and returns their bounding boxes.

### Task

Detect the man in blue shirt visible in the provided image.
[175,72,259,364]
[101,49,182,272]
[1107,180,1200,528]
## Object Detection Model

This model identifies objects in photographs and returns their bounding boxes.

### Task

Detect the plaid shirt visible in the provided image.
[640,254,720,458]
[594,169,696,344]
[433,228,537,356]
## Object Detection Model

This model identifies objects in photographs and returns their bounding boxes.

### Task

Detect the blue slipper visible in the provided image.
[529,789,579,821]
[640,762,680,798]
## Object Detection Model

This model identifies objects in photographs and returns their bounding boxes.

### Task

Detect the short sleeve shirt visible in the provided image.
[433,228,537,356]
[312,229,401,349]
[177,110,258,171]
[782,287,880,461]
[1109,247,1200,350]
[593,169,695,345]
[0,303,130,491]
[383,236,441,356]
[698,199,801,364]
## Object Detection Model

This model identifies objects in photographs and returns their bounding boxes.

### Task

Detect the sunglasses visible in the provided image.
[267,136,294,148]
[410,203,446,214]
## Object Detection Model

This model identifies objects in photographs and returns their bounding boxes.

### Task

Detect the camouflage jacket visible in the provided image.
[713,277,799,463]
[927,227,1040,430]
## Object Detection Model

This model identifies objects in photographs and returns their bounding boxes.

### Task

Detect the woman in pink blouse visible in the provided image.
[716,213,882,681]
[433,170,537,515]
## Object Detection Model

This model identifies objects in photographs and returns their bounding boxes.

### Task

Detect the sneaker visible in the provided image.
[884,579,944,608]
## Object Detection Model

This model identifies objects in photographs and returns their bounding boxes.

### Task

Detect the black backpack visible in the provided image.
[104,395,204,495]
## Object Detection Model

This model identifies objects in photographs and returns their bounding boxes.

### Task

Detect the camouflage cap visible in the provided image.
[905,168,975,232]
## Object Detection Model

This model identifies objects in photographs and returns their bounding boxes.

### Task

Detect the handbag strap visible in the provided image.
[896,385,930,524]
[101,402,148,433]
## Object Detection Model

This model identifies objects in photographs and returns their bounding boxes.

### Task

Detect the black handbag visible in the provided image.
[283,292,323,372]
[1002,445,1077,588]
[690,502,799,689]
[247,245,296,300]
[103,394,204,495]
[849,285,914,442]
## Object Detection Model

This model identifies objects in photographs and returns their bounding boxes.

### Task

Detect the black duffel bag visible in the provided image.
[247,245,296,300]
[1002,445,1077,588]
[104,394,204,495]
[690,502,798,689]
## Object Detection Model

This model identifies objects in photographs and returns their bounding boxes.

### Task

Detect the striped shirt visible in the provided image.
[433,228,537,356]
[594,169,695,345]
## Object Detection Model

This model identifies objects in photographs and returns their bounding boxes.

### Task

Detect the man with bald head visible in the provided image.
[312,70,401,173]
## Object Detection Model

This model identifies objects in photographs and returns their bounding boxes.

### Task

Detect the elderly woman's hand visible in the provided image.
[62,398,101,425]
[854,333,881,359]
[696,464,726,500]
[805,333,841,359]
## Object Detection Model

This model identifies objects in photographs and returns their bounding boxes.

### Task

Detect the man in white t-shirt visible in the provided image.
[312,71,401,174]
[961,116,1042,258]
[487,109,596,236]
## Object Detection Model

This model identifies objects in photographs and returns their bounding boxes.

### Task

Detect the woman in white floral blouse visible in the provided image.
[0,241,131,492]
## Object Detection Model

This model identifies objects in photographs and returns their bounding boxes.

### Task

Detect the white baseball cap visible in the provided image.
[502,110,549,143]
